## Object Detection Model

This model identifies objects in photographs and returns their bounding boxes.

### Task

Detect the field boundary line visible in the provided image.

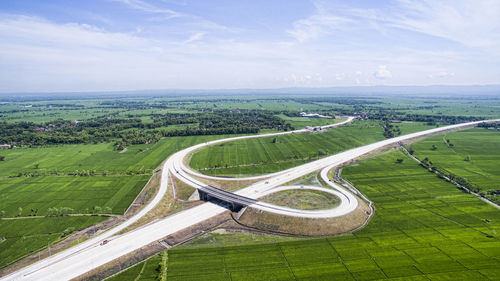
[400,145,500,210]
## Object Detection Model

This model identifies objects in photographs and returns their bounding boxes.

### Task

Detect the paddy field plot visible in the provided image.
[190,120,436,177]
[0,216,105,268]
[411,127,500,202]
[120,149,500,281]
[275,114,345,129]
[0,135,225,176]
[0,134,230,269]
[0,175,149,217]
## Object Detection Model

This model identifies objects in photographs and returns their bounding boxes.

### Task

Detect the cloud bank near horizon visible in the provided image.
[0,0,499,93]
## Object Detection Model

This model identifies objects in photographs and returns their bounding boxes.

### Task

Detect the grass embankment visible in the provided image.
[260,190,341,210]
[411,127,500,205]
[113,149,500,280]
[190,120,436,177]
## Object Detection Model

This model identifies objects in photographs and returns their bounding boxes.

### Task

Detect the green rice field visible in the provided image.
[0,175,149,217]
[0,135,226,176]
[0,216,105,269]
[0,134,231,269]
[411,128,500,196]
[190,120,436,177]
[114,149,500,280]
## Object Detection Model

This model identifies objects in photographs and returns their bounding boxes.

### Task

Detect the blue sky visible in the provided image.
[0,0,499,92]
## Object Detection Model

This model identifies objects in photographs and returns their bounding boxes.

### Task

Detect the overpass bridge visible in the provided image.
[197,185,258,212]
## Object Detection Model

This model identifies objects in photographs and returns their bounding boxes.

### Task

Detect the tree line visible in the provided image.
[0,110,292,147]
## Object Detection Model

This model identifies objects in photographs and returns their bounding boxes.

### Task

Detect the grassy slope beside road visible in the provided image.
[111,148,500,281]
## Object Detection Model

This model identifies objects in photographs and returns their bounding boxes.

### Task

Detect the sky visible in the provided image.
[0,0,499,93]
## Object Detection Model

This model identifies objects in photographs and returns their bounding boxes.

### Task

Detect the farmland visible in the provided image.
[189,120,437,177]
[0,134,232,268]
[1,93,500,279]
[0,135,225,176]
[274,114,345,129]
[0,216,106,269]
[113,148,500,280]
[410,127,500,204]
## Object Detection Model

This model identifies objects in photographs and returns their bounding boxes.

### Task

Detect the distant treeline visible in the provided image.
[0,110,292,148]
[368,112,483,125]
[478,122,500,129]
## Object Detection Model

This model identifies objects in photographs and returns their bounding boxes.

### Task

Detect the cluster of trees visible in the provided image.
[0,110,292,147]
[366,112,482,125]
[478,122,500,129]
[382,120,401,138]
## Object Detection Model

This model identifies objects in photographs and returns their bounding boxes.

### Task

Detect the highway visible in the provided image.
[2,117,499,281]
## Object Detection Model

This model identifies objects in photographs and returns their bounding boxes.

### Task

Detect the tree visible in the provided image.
[431,145,437,150]
[34,163,39,169]
[465,155,471,162]
[272,137,278,143]
[396,158,404,163]
[0,156,5,161]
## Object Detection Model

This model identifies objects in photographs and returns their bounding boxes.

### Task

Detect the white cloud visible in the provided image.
[335,73,345,80]
[184,32,205,44]
[391,0,500,55]
[0,4,498,93]
[428,71,455,79]
[111,0,180,18]
[373,65,392,80]
[287,4,352,42]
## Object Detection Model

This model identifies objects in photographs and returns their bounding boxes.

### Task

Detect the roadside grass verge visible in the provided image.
[260,189,341,210]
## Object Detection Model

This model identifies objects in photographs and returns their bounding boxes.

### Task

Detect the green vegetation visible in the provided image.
[275,114,344,129]
[0,110,291,148]
[0,175,149,216]
[190,120,385,176]
[0,216,105,268]
[106,254,165,281]
[2,93,500,277]
[115,149,500,281]
[261,189,340,210]
[0,135,225,176]
[180,231,300,250]
[0,134,231,268]
[190,120,437,177]
[411,127,500,204]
